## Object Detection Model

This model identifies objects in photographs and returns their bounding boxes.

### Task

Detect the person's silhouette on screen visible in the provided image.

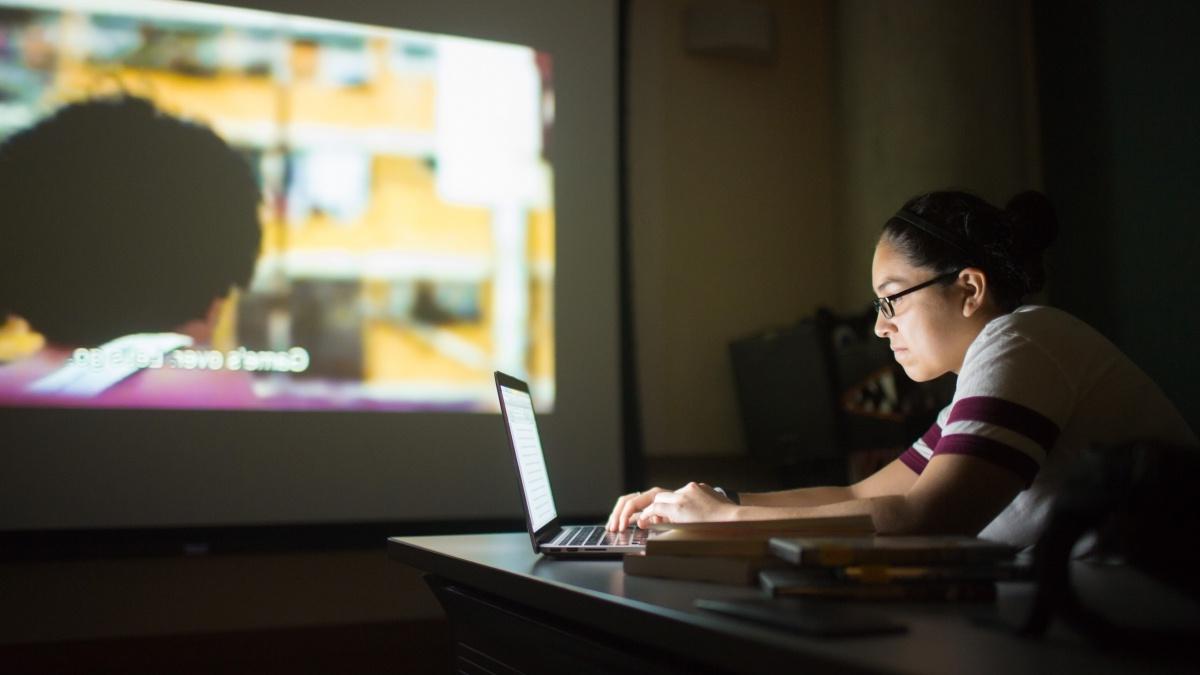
[0,95,263,406]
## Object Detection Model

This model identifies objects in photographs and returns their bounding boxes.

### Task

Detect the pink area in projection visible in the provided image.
[0,351,483,412]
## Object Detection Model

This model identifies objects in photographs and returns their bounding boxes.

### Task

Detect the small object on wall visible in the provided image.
[684,0,775,62]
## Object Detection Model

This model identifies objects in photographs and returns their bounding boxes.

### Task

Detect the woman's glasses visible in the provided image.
[872,270,962,319]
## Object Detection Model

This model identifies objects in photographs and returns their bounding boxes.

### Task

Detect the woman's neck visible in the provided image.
[949,306,1007,374]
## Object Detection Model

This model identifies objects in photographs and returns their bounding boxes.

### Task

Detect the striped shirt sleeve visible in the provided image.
[900,328,1073,487]
[899,404,948,475]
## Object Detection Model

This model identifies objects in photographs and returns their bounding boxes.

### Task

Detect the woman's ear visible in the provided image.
[958,268,988,318]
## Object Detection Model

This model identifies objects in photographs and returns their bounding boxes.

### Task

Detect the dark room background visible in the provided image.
[3,1,1197,672]
[1035,0,1199,436]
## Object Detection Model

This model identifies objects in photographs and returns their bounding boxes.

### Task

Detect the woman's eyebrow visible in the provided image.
[875,276,905,294]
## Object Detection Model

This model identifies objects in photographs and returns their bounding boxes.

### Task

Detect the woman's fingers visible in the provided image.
[637,482,734,526]
[606,491,641,531]
[609,484,711,531]
[616,493,642,531]
[605,492,630,530]
[633,511,671,529]
[608,487,671,531]
[638,499,678,526]
[641,489,686,523]
[623,488,665,529]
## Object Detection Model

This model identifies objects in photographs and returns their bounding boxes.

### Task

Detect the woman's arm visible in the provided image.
[640,454,1025,535]
[741,454,1024,534]
[740,458,919,507]
[607,458,922,531]
[740,485,853,508]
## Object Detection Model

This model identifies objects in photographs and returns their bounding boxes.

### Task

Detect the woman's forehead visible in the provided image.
[872,241,920,289]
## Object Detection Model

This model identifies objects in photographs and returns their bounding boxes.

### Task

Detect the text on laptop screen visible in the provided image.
[501,385,557,532]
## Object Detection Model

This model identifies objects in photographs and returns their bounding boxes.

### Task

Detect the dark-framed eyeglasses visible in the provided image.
[872,270,962,319]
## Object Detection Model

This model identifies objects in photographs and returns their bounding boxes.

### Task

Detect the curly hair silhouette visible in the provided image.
[0,96,261,345]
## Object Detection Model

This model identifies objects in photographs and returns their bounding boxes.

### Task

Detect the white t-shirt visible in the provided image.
[899,305,1196,548]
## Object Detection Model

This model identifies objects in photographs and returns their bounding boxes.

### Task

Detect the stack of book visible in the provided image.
[759,535,1028,602]
[622,515,875,586]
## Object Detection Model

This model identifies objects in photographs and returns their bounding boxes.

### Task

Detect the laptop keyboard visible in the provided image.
[559,525,647,547]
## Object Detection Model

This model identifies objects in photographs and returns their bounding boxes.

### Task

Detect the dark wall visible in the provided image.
[1035,0,1200,434]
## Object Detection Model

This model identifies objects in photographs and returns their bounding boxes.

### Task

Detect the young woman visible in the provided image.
[607,190,1196,547]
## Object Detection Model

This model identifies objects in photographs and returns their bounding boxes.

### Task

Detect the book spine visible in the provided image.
[770,581,997,602]
[624,554,779,585]
[645,541,769,557]
[769,542,1009,567]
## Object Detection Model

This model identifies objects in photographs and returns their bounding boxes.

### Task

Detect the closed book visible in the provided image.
[759,568,997,603]
[768,535,1018,567]
[647,514,874,535]
[623,552,788,586]
[839,562,1032,583]
[645,529,779,558]
[644,515,875,558]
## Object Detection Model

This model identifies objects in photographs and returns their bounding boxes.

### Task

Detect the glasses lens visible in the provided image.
[879,298,894,319]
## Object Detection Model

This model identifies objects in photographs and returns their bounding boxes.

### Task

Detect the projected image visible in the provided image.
[0,0,556,411]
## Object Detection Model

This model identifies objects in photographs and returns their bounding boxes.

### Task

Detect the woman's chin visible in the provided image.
[898,361,937,383]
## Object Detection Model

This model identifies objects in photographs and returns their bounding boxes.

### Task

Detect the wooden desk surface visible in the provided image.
[389,532,1199,675]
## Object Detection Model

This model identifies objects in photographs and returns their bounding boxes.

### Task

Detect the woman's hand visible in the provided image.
[636,482,739,527]
[606,487,670,531]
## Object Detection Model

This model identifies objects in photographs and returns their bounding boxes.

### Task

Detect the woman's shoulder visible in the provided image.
[977,305,1115,356]
[962,304,1139,400]
[987,304,1091,333]
[954,306,1115,429]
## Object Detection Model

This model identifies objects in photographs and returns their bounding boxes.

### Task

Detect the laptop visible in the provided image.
[495,371,649,557]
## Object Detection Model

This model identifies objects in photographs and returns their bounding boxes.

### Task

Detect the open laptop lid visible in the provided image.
[495,371,561,553]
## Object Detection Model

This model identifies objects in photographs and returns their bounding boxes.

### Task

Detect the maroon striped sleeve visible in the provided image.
[899,447,928,474]
[920,424,942,450]
[935,434,1041,487]
[947,396,1060,450]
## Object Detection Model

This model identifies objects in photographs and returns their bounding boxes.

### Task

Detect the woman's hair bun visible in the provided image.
[1005,190,1058,255]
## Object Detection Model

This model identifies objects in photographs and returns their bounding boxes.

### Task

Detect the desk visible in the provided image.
[388,533,1198,674]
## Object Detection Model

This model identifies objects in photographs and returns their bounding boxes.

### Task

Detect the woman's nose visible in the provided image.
[874,311,893,338]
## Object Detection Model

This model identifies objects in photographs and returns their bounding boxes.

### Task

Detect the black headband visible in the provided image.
[891,209,978,262]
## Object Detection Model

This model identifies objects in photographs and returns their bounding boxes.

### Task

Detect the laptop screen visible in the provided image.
[500,384,558,532]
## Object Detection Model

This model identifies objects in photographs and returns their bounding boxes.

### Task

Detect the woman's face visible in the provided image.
[871,239,972,381]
